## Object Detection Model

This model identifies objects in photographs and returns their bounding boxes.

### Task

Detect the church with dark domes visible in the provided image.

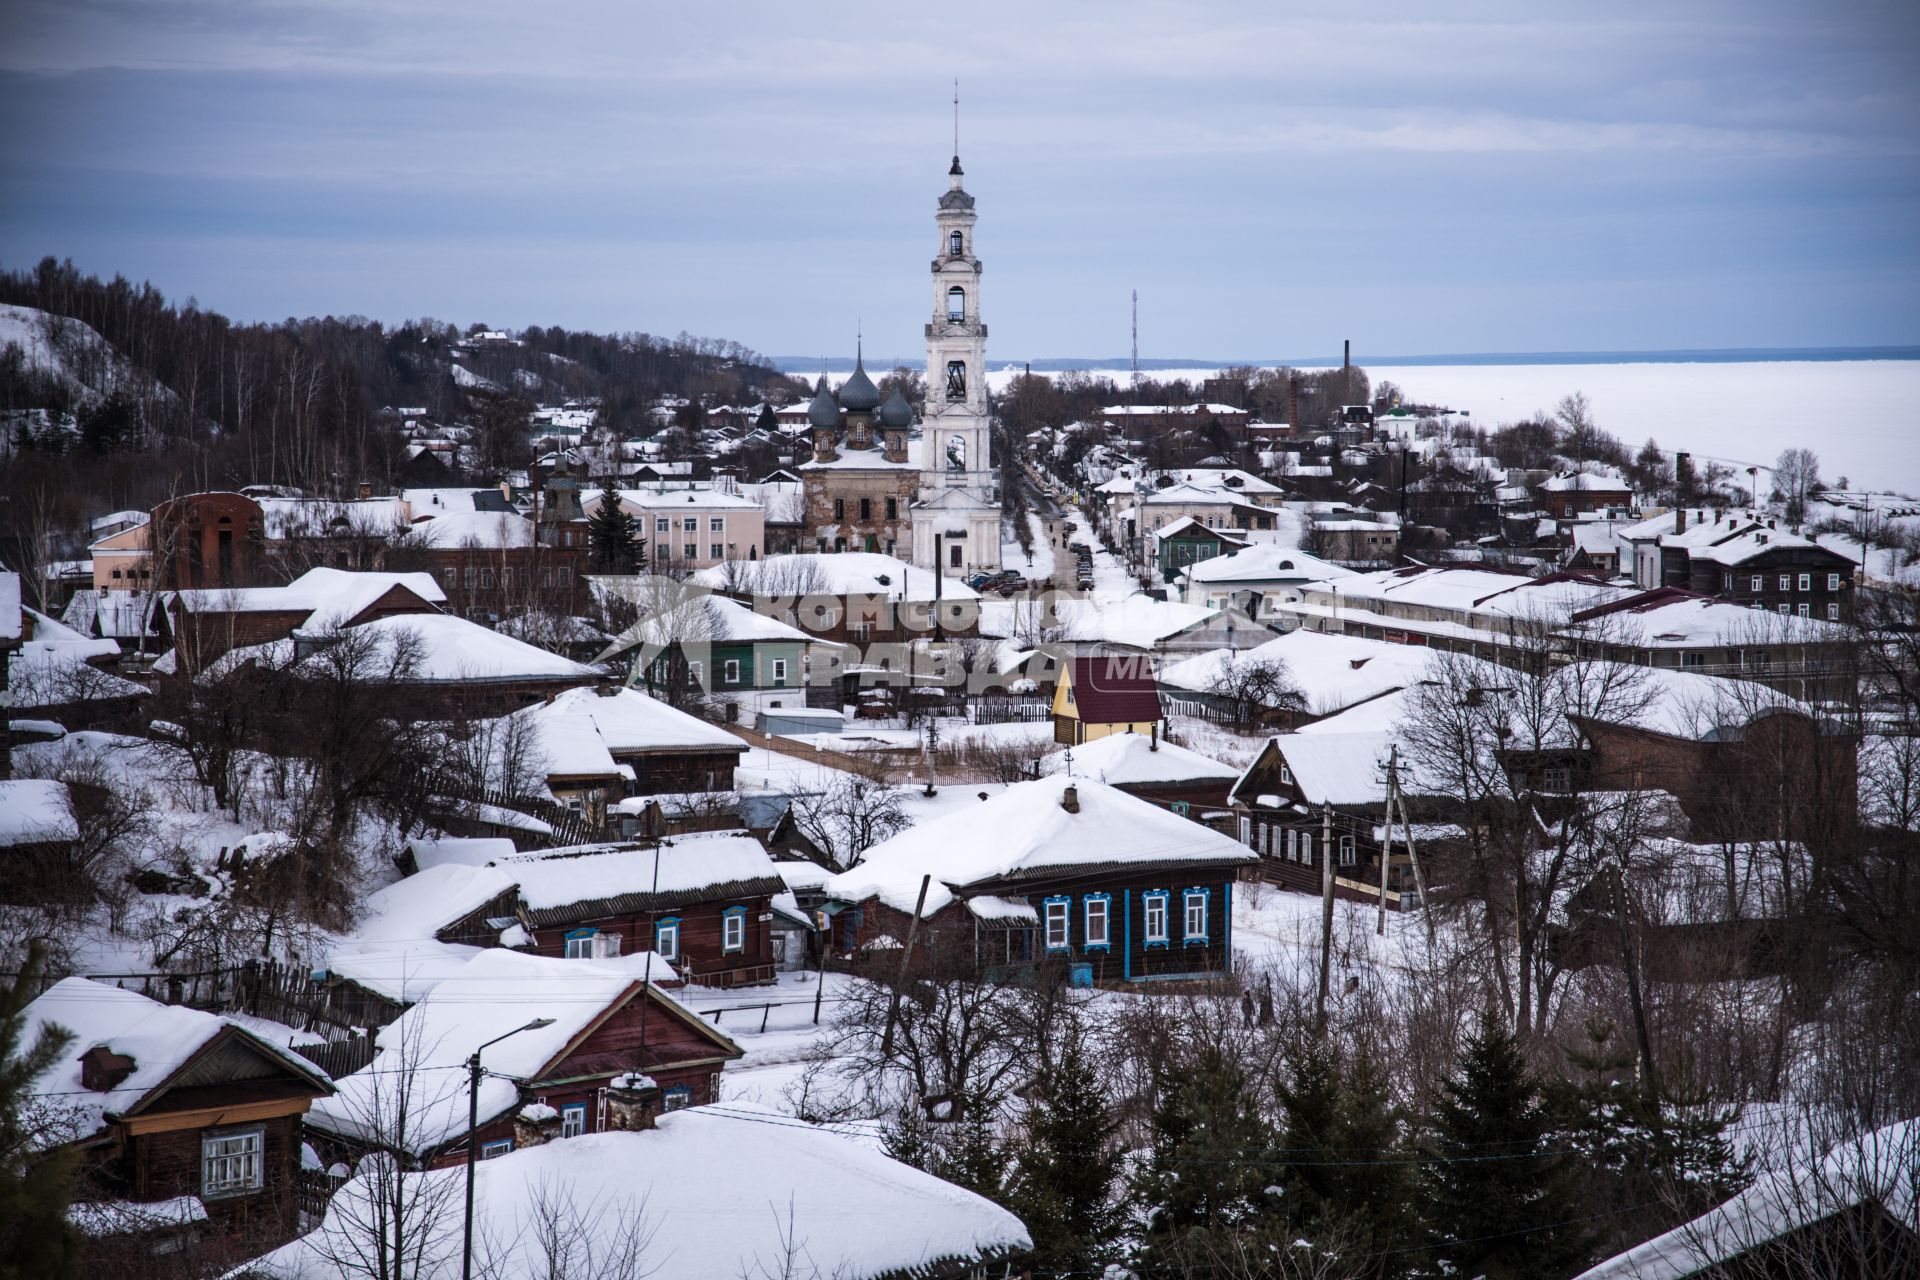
[798,348,921,556]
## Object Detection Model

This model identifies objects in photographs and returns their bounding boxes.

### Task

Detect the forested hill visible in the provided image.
[0,255,797,502]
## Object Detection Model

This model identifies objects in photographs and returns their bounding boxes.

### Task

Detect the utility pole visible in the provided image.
[1377,746,1397,936]
[881,875,933,1058]
[1393,757,1436,948]
[1316,802,1335,1034]
[923,716,939,798]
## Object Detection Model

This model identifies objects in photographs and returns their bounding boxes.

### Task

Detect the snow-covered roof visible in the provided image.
[1037,731,1239,787]
[325,863,517,1004]
[170,566,446,629]
[21,979,329,1150]
[825,775,1254,917]
[494,833,784,920]
[1572,1119,1918,1280]
[1566,593,1848,648]
[293,614,598,684]
[1160,629,1435,716]
[0,779,79,844]
[0,571,19,641]
[1183,544,1354,587]
[979,596,1221,651]
[256,496,410,540]
[512,687,743,774]
[694,552,981,603]
[311,948,709,1154]
[5,610,147,709]
[406,510,535,549]
[405,835,517,872]
[399,487,507,514]
[1538,469,1630,492]
[590,486,764,512]
[254,1105,1030,1280]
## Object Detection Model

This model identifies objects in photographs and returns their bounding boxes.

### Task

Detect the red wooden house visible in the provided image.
[305,948,742,1171]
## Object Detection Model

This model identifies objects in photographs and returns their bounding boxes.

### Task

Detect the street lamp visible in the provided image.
[463,1017,556,1280]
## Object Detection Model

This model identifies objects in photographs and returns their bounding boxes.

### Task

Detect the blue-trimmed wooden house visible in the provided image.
[821,775,1256,984]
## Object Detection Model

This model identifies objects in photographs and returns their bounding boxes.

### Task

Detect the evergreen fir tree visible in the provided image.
[754,403,777,434]
[1132,1044,1282,1274]
[1278,1041,1415,1277]
[1421,1010,1592,1280]
[882,1097,940,1175]
[1010,1023,1123,1277]
[0,944,83,1280]
[937,1089,1008,1203]
[586,478,641,573]
[1551,1019,1749,1248]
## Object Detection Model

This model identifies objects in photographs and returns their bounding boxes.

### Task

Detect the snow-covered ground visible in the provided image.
[999,512,1057,584]
[1062,508,1138,598]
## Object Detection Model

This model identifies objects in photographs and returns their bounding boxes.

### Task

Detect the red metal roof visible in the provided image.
[1066,655,1163,723]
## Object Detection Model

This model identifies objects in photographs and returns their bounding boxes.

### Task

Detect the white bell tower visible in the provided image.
[913,92,1003,577]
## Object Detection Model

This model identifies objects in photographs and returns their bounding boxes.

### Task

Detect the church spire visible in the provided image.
[950,79,963,179]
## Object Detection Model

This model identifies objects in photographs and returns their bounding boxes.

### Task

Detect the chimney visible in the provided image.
[1150,722,1159,751]
[1343,339,1350,371]
[80,1046,136,1093]
[1674,509,1687,534]
[514,1102,563,1148]
[604,1072,661,1131]
[1061,784,1080,814]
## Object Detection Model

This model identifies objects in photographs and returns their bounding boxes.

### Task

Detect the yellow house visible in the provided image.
[1051,654,1164,746]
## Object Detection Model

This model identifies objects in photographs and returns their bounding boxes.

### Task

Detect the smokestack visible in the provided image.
[1288,376,1300,435]
[1343,339,1350,372]
[1675,509,1687,534]
[1061,784,1080,814]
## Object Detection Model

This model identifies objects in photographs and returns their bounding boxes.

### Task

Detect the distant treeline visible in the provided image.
[0,255,793,499]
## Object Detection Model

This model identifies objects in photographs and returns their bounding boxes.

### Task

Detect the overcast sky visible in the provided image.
[2,1,1916,361]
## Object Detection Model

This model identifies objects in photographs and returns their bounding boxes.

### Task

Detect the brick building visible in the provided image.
[798,362,919,557]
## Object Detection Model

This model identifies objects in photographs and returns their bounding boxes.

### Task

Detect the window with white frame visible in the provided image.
[1084,895,1111,950]
[563,929,597,959]
[663,1087,692,1111]
[1280,764,1292,785]
[655,917,681,961]
[710,517,724,532]
[561,1103,586,1138]
[722,906,747,953]
[1143,892,1169,944]
[481,1139,514,1159]
[1751,574,1762,592]
[202,1128,264,1197]
[655,517,669,532]
[1798,603,1810,618]
[1300,833,1313,866]
[1044,897,1071,952]
[1285,829,1298,862]
[1339,835,1356,865]
[1779,573,1791,591]
[1798,572,1811,591]
[683,517,698,532]
[710,543,723,559]
[1183,889,1209,942]
[771,659,788,683]
[1238,815,1251,847]
[723,659,740,684]
[1827,603,1839,620]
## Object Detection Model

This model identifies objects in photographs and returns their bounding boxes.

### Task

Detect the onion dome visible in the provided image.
[839,352,882,412]
[878,383,914,429]
[807,377,840,429]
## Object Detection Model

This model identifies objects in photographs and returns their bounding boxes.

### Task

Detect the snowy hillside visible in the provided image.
[0,302,163,406]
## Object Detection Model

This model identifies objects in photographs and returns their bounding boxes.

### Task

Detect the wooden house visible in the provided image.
[1051,654,1164,746]
[511,686,748,825]
[823,776,1257,985]
[497,833,788,987]
[1228,716,1457,909]
[305,949,743,1171]
[0,779,83,903]
[1036,731,1240,824]
[163,566,445,674]
[20,980,334,1260]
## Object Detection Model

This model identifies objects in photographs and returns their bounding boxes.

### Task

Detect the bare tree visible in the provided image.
[786,774,909,870]
[1772,447,1822,524]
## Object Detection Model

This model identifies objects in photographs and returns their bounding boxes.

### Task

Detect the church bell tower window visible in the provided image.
[945,360,966,399]
[947,287,965,322]
[949,230,963,256]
